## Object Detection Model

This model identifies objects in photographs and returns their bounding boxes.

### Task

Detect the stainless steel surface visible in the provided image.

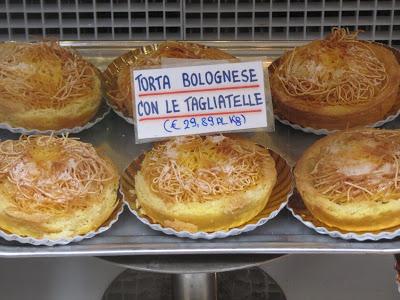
[1,40,400,257]
[99,255,284,274]
[173,273,217,300]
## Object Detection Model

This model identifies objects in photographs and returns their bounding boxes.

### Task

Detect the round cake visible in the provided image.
[107,41,235,118]
[0,135,119,240]
[270,28,400,130]
[134,135,277,232]
[295,128,400,232]
[0,41,103,130]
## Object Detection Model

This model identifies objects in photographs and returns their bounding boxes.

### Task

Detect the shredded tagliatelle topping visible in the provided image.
[311,130,400,203]
[276,28,389,105]
[0,135,116,213]
[141,135,270,203]
[110,42,235,115]
[0,41,97,110]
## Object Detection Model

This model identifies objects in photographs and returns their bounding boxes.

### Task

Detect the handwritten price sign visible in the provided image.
[132,61,269,142]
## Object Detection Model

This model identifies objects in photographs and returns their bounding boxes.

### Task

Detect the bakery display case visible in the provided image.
[0,40,398,256]
[1,1,400,298]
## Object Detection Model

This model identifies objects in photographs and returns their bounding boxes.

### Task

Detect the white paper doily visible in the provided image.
[274,115,334,135]
[106,99,135,125]
[0,99,110,135]
[122,186,292,240]
[287,199,400,241]
[275,106,400,135]
[0,200,124,246]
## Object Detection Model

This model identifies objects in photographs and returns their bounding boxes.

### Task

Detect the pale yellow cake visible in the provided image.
[0,135,119,239]
[271,28,400,130]
[0,41,102,130]
[295,128,400,231]
[134,135,277,232]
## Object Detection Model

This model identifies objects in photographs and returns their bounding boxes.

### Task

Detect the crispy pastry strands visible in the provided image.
[276,28,389,105]
[0,41,97,109]
[311,131,400,204]
[0,135,116,214]
[141,135,269,203]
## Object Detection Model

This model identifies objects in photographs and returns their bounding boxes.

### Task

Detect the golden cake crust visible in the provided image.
[0,136,119,239]
[0,42,102,130]
[270,30,400,130]
[295,129,400,231]
[134,135,277,232]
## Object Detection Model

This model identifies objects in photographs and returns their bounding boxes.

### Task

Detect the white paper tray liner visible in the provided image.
[0,99,110,135]
[106,98,135,125]
[287,204,400,241]
[0,201,125,246]
[121,184,293,240]
[275,107,400,135]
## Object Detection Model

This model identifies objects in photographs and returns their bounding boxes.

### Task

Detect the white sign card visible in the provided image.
[132,60,273,142]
